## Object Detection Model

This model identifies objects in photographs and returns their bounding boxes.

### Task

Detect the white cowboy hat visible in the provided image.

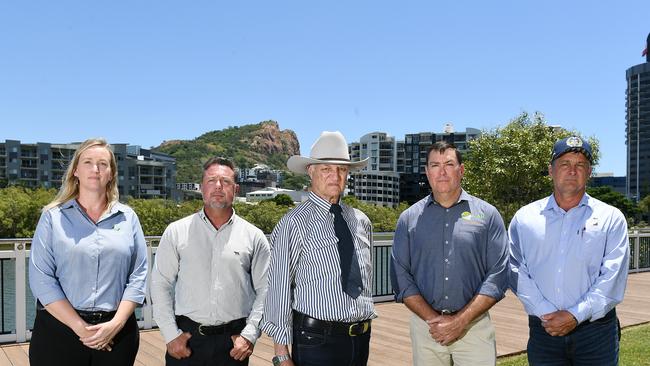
[287,131,369,174]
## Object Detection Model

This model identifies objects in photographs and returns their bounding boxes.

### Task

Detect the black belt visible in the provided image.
[76,309,117,325]
[36,300,116,325]
[435,309,458,316]
[176,315,246,336]
[293,311,371,337]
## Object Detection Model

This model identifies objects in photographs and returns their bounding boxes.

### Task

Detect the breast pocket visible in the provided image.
[582,230,607,271]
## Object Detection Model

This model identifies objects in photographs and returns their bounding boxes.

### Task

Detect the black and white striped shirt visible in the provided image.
[261,192,377,344]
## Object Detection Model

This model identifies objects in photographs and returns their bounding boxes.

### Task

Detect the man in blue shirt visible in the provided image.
[509,136,629,365]
[391,141,509,366]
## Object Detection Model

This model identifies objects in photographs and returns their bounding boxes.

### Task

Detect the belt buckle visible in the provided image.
[440,309,453,316]
[198,324,208,336]
[348,321,369,336]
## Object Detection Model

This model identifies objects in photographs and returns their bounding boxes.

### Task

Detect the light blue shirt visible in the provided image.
[509,193,629,323]
[29,199,148,311]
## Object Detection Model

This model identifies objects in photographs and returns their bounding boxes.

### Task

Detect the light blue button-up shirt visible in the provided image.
[29,199,148,311]
[509,193,629,323]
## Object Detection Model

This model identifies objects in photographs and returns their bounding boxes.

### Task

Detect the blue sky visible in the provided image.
[1,1,648,176]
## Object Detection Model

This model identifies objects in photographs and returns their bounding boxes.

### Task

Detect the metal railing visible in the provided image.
[1,231,648,344]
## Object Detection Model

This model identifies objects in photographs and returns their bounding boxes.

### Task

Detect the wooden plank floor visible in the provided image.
[2,272,649,365]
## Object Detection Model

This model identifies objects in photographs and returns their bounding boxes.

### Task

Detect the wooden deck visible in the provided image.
[2,272,649,365]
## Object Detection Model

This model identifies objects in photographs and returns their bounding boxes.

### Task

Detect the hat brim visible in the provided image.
[287,155,369,174]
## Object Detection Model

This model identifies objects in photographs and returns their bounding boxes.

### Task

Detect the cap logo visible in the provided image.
[566,136,583,148]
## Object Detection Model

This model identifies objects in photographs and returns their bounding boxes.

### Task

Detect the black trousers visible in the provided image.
[165,316,249,366]
[29,309,139,366]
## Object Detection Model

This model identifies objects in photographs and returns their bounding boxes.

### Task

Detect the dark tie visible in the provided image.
[330,203,363,299]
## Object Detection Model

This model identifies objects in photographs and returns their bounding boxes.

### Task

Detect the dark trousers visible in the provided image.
[166,316,248,366]
[29,309,139,366]
[527,308,620,366]
[291,313,371,366]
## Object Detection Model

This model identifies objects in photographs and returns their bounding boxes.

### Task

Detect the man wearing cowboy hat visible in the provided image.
[509,136,629,365]
[261,131,376,366]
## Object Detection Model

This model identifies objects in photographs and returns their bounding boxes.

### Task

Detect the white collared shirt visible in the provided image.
[151,209,270,343]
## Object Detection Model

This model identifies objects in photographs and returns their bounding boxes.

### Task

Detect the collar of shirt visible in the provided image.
[545,192,590,214]
[61,198,124,223]
[426,189,471,208]
[198,207,236,233]
[308,191,340,212]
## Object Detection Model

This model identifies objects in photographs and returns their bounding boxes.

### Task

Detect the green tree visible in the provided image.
[342,196,410,232]
[587,186,639,223]
[463,111,599,224]
[280,171,310,190]
[127,198,203,235]
[270,194,295,206]
[0,187,56,238]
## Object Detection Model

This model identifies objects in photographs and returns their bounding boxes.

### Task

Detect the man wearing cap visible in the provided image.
[509,136,629,365]
[151,157,270,366]
[261,131,376,366]
[391,141,509,366]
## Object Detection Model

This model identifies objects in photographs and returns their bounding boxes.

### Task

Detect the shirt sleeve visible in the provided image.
[150,225,183,344]
[121,211,148,305]
[390,211,421,302]
[260,217,300,345]
[477,208,509,301]
[29,211,67,305]
[240,230,271,344]
[508,213,558,317]
[567,210,630,323]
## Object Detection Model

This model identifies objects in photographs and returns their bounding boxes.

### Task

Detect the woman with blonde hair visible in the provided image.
[29,138,148,366]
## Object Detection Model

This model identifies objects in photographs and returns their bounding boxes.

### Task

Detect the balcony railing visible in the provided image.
[0,234,396,344]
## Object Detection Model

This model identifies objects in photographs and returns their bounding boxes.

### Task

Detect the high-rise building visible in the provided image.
[399,125,480,204]
[0,140,177,200]
[348,132,400,208]
[347,125,481,206]
[626,33,650,201]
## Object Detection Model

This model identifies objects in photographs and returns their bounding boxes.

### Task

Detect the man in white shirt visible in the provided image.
[151,157,270,366]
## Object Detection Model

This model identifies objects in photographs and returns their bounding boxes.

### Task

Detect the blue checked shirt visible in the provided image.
[29,199,148,311]
[391,190,509,311]
[509,193,629,323]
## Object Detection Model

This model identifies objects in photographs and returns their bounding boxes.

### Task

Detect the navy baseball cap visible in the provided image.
[551,136,593,163]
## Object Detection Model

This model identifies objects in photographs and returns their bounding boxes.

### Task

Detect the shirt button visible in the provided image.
[445,277,448,281]
[445,223,449,227]
[444,259,449,263]
[446,209,449,212]
[557,288,560,293]
[444,296,448,299]
[445,240,449,244]
[358,286,362,291]
[558,269,561,273]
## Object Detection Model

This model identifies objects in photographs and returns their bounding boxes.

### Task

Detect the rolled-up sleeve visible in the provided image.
[477,208,509,301]
[151,227,183,343]
[390,211,420,302]
[29,211,67,305]
[122,212,148,305]
[240,231,270,344]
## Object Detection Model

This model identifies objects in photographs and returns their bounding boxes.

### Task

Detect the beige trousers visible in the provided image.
[409,312,496,366]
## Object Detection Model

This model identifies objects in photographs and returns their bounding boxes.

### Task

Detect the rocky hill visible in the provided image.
[154,120,300,183]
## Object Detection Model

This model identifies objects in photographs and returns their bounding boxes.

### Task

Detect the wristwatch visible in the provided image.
[272,354,291,366]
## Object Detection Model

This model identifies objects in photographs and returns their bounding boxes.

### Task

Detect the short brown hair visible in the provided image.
[202,157,238,181]
[426,142,462,165]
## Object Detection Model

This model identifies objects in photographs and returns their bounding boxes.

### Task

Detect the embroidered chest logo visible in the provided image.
[461,211,485,224]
